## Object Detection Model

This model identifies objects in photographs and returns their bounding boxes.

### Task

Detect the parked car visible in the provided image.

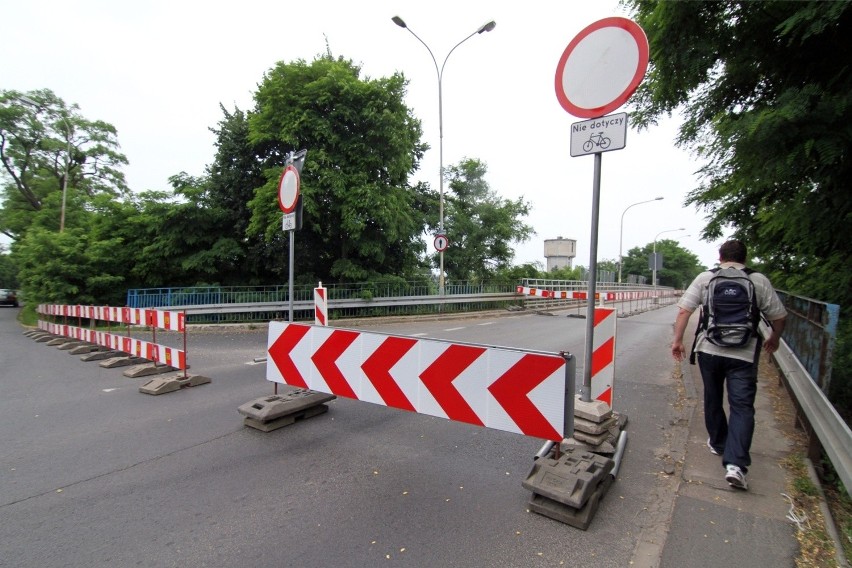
[0,289,19,307]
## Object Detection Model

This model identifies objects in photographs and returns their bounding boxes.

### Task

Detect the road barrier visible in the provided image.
[37,304,188,369]
[33,304,210,394]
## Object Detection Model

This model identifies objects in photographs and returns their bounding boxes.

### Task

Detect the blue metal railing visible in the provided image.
[777,291,840,392]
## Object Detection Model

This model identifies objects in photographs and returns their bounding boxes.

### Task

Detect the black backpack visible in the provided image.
[689,267,761,364]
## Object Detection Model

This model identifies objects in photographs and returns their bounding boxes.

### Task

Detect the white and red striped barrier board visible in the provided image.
[38,304,184,332]
[591,308,616,407]
[267,322,568,441]
[38,321,187,369]
[314,284,328,326]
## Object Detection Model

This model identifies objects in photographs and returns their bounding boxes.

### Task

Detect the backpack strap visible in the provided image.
[688,268,720,365]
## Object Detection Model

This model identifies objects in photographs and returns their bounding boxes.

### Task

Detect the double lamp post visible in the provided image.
[392,15,496,293]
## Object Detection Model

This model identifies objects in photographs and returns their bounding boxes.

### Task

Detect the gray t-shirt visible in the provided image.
[678,262,787,362]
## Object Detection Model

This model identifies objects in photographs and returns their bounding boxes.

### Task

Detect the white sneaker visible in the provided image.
[707,438,721,456]
[725,464,748,490]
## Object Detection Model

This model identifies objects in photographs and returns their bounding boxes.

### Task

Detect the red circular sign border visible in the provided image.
[554,17,649,119]
[277,165,300,213]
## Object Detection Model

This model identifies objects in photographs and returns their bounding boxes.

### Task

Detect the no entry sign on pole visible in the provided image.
[277,165,300,213]
[555,17,649,119]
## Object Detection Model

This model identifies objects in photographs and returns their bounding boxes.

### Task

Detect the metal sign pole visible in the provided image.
[288,231,295,323]
[581,152,603,403]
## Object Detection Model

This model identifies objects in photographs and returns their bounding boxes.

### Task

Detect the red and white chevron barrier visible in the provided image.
[515,286,616,301]
[314,283,328,326]
[267,322,569,441]
[590,308,616,407]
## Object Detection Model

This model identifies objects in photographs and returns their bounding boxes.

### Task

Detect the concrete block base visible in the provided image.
[238,390,337,423]
[138,374,211,395]
[35,335,56,343]
[80,350,122,362]
[46,337,73,346]
[243,404,330,432]
[528,474,613,530]
[69,344,106,355]
[522,448,614,509]
[57,341,87,351]
[123,363,176,378]
[574,395,613,422]
[99,356,148,368]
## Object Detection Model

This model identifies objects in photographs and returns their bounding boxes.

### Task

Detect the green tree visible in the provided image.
[625,0,852,417]
[0,89,128,239]
[621,240,704,288]
[247,54,430,282]
[206,105,277,283]
[442,158,534,281]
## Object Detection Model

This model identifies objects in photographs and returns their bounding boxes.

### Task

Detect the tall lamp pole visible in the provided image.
[653,227,685,289]
[16,95,72,232]
[392,15,496,294]
[618,196,663,284]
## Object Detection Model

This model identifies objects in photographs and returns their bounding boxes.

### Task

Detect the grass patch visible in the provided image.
[782,453,846,567]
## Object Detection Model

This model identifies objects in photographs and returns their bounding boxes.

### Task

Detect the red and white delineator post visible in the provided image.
[314,282,328,326]
[590,307,616,407]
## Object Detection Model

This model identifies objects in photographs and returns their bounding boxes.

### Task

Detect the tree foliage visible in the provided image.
[247,55,431,283]
[625,0,852,417]
[0,89,128,239]
[621,239,705,288]
[625,0,851,307]
[442,158,534,281]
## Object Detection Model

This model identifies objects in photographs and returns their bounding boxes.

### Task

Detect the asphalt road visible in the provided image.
[1,304,683,568]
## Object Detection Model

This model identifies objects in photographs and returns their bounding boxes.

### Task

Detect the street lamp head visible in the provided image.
[391,16,407,29]
[478,21,497,33]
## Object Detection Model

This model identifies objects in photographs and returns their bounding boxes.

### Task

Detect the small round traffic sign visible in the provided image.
[277,165,300,213]
[434,234,449,252]
[555,17,649,119]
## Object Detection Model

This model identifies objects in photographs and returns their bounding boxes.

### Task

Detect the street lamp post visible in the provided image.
[618,196,663,284]
[16,95,72,232]
[392,15,496,294]
[653,227,686,288]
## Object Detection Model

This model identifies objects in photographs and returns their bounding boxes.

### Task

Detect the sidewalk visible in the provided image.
[658,352,800,567]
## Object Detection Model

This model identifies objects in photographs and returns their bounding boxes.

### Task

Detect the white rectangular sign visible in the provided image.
[282,212,297,231]
[570,112,628,157]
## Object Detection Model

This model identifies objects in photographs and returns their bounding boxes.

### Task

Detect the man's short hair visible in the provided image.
[719,240,747,263]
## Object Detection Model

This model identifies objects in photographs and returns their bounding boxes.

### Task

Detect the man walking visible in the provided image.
[671,240,787,490]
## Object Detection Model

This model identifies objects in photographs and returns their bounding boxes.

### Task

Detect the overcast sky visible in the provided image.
[1,0,728,270]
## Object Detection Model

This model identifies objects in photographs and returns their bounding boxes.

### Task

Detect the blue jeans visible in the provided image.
[697,352,758,472]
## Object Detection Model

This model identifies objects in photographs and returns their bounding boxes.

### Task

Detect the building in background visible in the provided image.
[543,237,577,271]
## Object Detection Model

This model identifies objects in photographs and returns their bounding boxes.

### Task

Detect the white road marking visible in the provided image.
[444,327,465,332]
[102,388,119,393]
[477,322,495,326]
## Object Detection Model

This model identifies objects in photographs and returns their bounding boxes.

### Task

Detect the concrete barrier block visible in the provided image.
[99,356,148,368]
[139,377,183,395]
[522,448,614,509]
[574,415,618,436]
[238,390,336,423]
[35,334,57,343]
[138,374,211,395]
[57,341,87,351]
[561,437,616,455]
[243,404,330,432]
[80,350,122,362]
[528,473,613,530]
[46,337,73,346]
[123,363,175,378]
[572,428,611,446]
[574,395,613,423]
[69,344,106,355]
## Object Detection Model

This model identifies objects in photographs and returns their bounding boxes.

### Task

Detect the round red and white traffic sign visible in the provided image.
[434,234,449,252]
[555,17,649,119]
[277,165,300,213]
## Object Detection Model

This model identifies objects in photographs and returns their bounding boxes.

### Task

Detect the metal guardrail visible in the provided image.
[767,319,852,493]
[172,292,520,316]
[777,291,840,392]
